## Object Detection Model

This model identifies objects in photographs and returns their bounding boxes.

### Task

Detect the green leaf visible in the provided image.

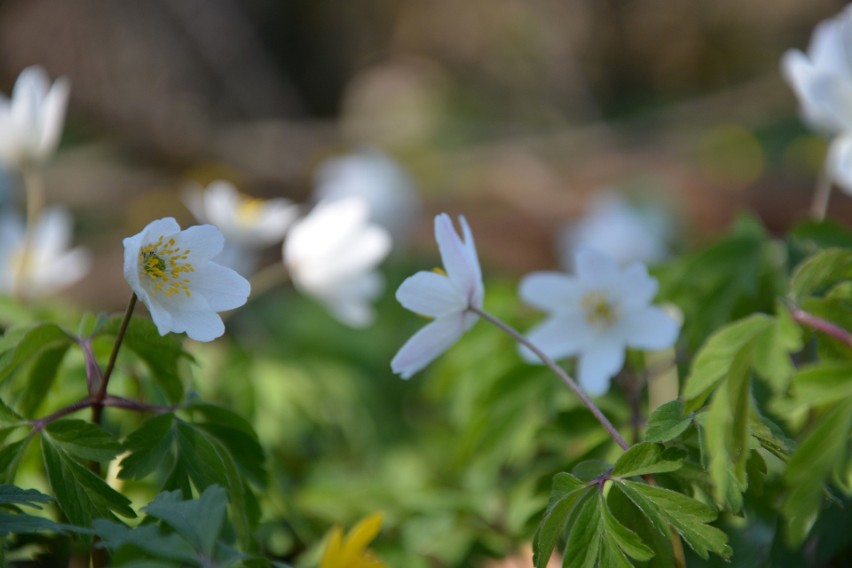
[119,413,175,480]
[683,314,772,405]
[0,484,52,508]
[104,317,190,403]
[533,473,592,568]
[93,519,197,563]
[703,341,753,510]
[0,398,24,427]
[0,513,89,535]
[791,362,852,408]
[789,248,852,302]
[783,398,852,547]
[612,443,684,479]
[44,420,123,462]
[561,493,601,568]
[0,323,72,383]
[41,436,136,528]
[644,400,693,443]
[142,485,228,555]
[0,438,31,483]
[752,305,802,393]
[601,493,654,561]
[615,480,731,560]
[18,344,70,418]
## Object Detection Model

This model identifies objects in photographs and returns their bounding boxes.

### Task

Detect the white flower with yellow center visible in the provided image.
[519,249,679,396]
[391,213,484,379]
[123,218,250,342]
[0,207,91,298]
[0,66,70,170]
[283,197,391,327]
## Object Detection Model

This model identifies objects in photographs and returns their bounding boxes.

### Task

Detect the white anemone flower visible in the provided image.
[391,213,484,379]
[0,207,91,298]
[183,180,299,276]
[558,192,671,270]
[782,7,852,193]
[283,197,391,328]
[313,148,419,242]
[0,66,70,170]
[519,249,679,397]
[123,218,251,342]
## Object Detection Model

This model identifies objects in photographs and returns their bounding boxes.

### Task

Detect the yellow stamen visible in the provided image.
[582,291,617,327]
[138,235,195,297]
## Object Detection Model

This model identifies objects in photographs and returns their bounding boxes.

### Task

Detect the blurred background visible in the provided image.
[2,1,851,566]
[0,0,848,308]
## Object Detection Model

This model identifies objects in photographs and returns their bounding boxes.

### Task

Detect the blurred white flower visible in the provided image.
[558,193,671,269]
[0,66,70,170]
[391,213,483,379]
[123,217,250,342]
[782,7,852,194]
[283,197,391,327]
[183,180,299,276]
[519,249,679,397]
[313,148,419,242]
[0,207,91,298]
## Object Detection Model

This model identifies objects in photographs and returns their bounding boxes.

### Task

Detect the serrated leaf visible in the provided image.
[561,493,601,568]
[612,443,684,479]
[644,400,693,443]
[0,512,90,535]
[119,413,175,480]
[615,480,731,560]
[783,398,852,547]
[41,436,136,528]
[142,485,228,555]
[789,248,852,302]
[0,438,31,483]
[19,344,70,418]
[683,314,772,405]
[533,473,592,568]
[601,493,654,561]
[0,484,52,508]
[752,305,802,393]
[93,519,197,563]
[0,323,72,383]
[45,419,122,462]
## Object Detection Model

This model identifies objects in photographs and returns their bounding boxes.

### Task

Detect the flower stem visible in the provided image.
[92,294,138,425]
[13,167,46,298]
[469,306,630,451]
[810,169,832,221]
[790,307,852,347]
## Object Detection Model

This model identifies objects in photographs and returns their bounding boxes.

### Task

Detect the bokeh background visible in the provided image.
[2,1,851,566]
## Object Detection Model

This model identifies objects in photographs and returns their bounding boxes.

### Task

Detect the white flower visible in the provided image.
[313,148,419,242]
[183,181,299,276]
[0,207,91,298]
[519,249,679,396]
[782,7,852,193]
[391,213,483,379]
[0,66,70,169]
[558,192,671,269]
[123,218,250,342]
[283,197,391,327]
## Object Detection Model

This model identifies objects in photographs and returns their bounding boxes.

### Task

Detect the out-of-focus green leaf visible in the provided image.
[0,513,89,535]
[783,399,852,547]
[18,344,70,417]
[119,413,175,480]
[93,519,197,563]
[533,473,591,568]
[644,400,693,443]
[0,398,23,427]
[753,305,802,393]
[143,485,228,555]
[615,480,731,560]
[790,362,852,408]
[0,484,52,508]
[789,248,852,302]
[611,443,684,479]
[41,436,136,528]
[683,314,772,405]
[44,419,122,462]
[0,323,71,383]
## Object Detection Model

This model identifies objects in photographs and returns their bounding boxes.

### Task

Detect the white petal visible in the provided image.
[140,218,181,243]
[577,337,626,397]
[574,248,619,286]
[36,76,69,159]
[170,309,226,342]
[144,294,176,336]
[396,271,465,318]
[191,263,251,311]
[619,306,680,351]
[435,214,479,302]
[518,271,585,312]
[391,314,469,379]
[613,262,658,309]
[519,314,592,363]
[828,134,852,194]
[178,224,225,262]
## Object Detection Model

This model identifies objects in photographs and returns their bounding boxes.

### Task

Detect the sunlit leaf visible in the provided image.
[611,443,684,479]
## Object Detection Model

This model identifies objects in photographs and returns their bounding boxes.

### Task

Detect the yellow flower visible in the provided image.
[318,513,388,568]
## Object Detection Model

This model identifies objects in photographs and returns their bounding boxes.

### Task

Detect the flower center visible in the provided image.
[138,235,195,296]
[582,291,617,328]
[236,197,264,223]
